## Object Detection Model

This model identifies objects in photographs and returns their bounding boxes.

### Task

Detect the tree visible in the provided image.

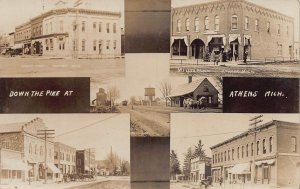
[182,147,193,180]
[130,96,137,105]
[105,150,120,175]
[159,80,172,106]
[107,86,120,107]
[193,139,206,159]
[120,159,130,176]
[214,77,223,105]
[170,150,181,180]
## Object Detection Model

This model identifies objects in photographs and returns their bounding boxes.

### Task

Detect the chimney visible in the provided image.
[188,75,193,83]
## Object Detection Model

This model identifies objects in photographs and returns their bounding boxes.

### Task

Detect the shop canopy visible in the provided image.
[1,158,28,170]
[255,159,275,166]
[228,163,250,174]
[46,163,61,174]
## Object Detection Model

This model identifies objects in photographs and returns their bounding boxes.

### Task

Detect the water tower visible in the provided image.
[144,87,155,106]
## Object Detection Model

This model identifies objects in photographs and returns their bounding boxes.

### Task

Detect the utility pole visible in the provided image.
[37,129,55,184]
[249,115,263,184]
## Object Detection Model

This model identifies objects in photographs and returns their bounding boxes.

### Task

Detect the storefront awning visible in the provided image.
[11,43,23,49]
[1,158,28,171]
[171,36,188,46]
[228,163,250,174]
[229,34,241,44]
[46,163,61,174]
[207,35,226,46]
[255,159,275,166]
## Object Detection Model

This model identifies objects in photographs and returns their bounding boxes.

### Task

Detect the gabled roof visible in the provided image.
[168,78,218,98]
[0,122,25,133]
[210,120,300,149]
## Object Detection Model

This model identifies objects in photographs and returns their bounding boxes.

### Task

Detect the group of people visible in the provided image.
[209,49,249,65]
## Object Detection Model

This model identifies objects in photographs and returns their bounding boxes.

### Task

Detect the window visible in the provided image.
[40,146,43,156]
[73,21,77,31]
[60,20,64,32]
[29,143,32,154]
[215,15,219,31]
[255,19,259,31]
[228,150,230,161]
[237,147,240,159]
[194,17,199,32]
[50,39,53,50]
[212,154,214,164]
[232,149,234,160]
[257,141,260,155]
[245,16,249,30]
[246,144,249,157]
[177,19,181,32]
[224,151,226,161]
[277,24,280,35]
[242,146,244,158]
[93,40,97,51]
[221,152,223,162]
[82,40,85,51]
[185,18,190,31]
[291,136,297,152]
[93,22,96,31]
[267,22,270,33]
[82,21,85,32]
[251,143,254,156]
[204,16,209,30]
[106,40,110,50]
[106,23,110,33]
[277,44,282,55]
[99,22,102,32]
[263,139,267,154]
[46,24,48,34]
[113,40,117,50]
[54,152,58,159]
[269,137,273,153]
[231,15,238,30]
[113,23,117,33]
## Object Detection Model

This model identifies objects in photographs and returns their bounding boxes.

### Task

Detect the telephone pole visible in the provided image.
[249,115,263,184]
[37,129,55,184]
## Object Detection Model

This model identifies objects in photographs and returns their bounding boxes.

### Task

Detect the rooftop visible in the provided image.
[210,120,300,149]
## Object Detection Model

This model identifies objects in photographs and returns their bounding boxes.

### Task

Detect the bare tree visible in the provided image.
[214,77,223,105]
[107,86,120,107]
[159,80,172,106]
[130,96,137,105]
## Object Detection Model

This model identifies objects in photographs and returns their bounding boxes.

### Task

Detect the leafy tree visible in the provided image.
[193,139,206,159]
[170,150,181,180]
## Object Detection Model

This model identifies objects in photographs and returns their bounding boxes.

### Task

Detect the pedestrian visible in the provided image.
[214,51,220,65]
[243,50,248,64]
[219,176,223,187]
[234,50,238,61]
[228,49,232,61]
[210,50,216,64]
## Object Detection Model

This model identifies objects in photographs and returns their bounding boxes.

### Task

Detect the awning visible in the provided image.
[229,34,241,44]
[228,163,250,174]
[255,159,275,166]
[207,35,226,46]
[11,43,23,49]
[46,163,61,174]
[1,158,28,171]
[171,36,188,46]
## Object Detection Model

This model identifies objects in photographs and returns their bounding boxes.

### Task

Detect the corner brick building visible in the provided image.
[171,0,294,61]
[210,120,300,188]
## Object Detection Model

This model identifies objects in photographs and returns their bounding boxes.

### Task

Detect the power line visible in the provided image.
[172,130,246,139]
[55,114,122,137]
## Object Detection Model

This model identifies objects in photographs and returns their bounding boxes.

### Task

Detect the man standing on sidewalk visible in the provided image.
[243,50,248,64]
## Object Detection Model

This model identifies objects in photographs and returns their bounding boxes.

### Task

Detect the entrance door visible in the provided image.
[98,42,102,54]
[230,43,239,60]
[262,166,270,184]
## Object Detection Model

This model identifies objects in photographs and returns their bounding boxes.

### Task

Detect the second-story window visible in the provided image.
[291,136,297,152]
[185,18,190,31]
[255,19,259,31]
[277,24,280,35]
[99,22,102,32]
[93,22,96,32]
[82,21,85,32]
[232,149,234,160]
[237,147,240,159]
[246,144,249,157]
[177,19,181,32]
[82,40,85,51]
[251,143,254,156]
[194,17,199,32]
[245,16,249,30]
[93,40,97,51]
[263,139,267,154]
[257,141,260,155]
[113,23,117,33]
[215,15,219,31]
[204,16,209,30]
[267,21,270,33]
[269,137,273,153]
[106,23,110,33]
[228,150,230,161]
[242,146,244,158]
[231,14,238,30]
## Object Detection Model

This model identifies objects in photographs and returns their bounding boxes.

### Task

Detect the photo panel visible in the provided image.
[0,114,130,189]
[170,113,300,189]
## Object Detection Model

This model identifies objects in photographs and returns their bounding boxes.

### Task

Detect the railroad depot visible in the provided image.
[168,77,219,108]
[210,120,300,188]
[171,0,294,61]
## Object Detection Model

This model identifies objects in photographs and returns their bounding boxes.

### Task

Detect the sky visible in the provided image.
[171,113,299,169]
[0,0,124,35]
[172,0,300,41]
[0,114,130,161]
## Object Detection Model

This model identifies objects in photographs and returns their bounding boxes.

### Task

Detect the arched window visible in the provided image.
[256,141,260,155]
[231,14,238,30]
[263,139,266,154]
[177,19,181,32]
[194,17,200,32]
[255,19,259,31]
[245,16,249,30]
[269,137,273,153]
[204,16,209,30]
[214,15,219,31]
[185,18,190,31]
